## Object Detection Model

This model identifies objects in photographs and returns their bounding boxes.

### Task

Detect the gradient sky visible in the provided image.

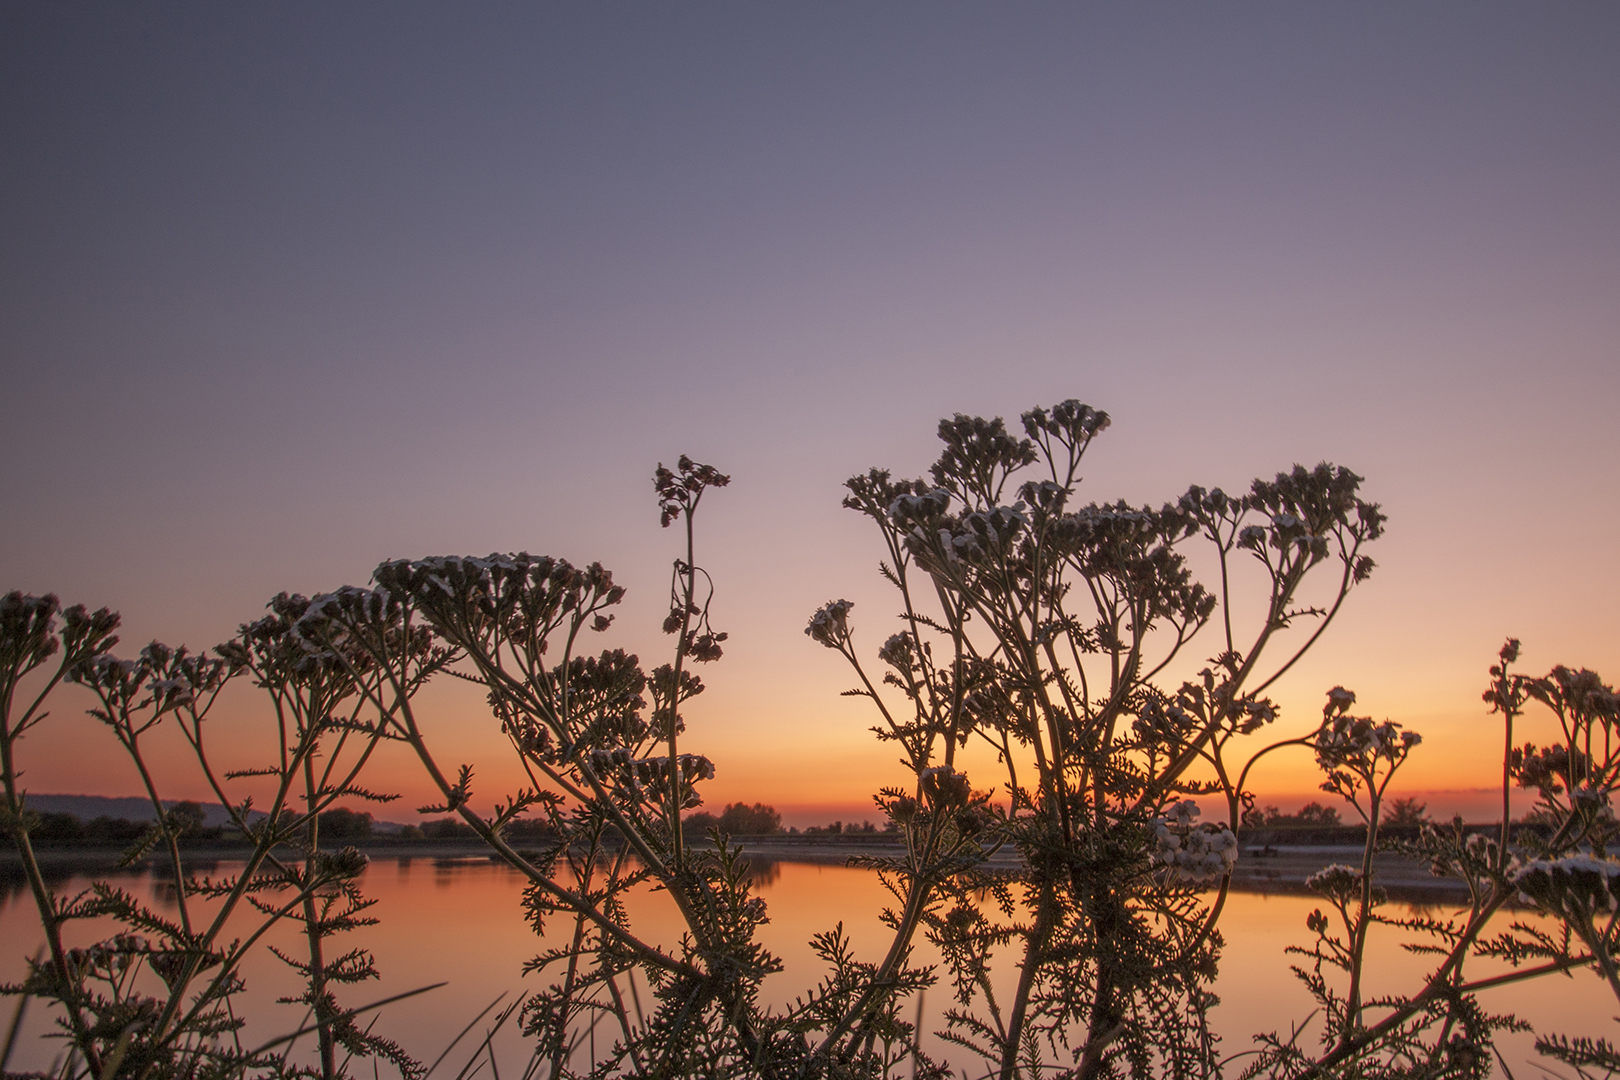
[3,4,1618,826]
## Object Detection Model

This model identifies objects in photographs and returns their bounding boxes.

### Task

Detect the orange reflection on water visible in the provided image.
[4,859,1617,1076]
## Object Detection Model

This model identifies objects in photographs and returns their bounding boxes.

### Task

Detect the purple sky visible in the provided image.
[4,4,1618,822]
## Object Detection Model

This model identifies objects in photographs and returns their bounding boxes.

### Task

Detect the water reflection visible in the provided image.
[0,856,1610,1076]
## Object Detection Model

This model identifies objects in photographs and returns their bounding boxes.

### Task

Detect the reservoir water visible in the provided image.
[2,857,1612,1077]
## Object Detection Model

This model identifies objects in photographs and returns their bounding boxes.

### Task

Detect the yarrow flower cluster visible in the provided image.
[1306,863,1368,904]
[1315,717,1420,766]
[885,488,952,530]
[587,748,716,808]
[877,632,913,671]
[918,766,972,810]
[805,600,855,648]
[70,642,228,722]
[1514,854,1620,914]
[1314,686,1420,771]
[1151,800,1238,884]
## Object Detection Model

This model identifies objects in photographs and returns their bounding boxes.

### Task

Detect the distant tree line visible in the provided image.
[27,801,224,847]
[1243,796,1430,830]
[796,819,893,836]
[19,804,560,848]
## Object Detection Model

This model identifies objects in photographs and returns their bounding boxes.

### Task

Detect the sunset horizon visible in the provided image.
[4,6,1618,1077]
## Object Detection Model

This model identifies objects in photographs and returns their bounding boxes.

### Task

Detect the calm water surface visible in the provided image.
[3,858,1612,1076]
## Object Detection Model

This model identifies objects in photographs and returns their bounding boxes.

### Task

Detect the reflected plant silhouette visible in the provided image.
[3,403,1619,1080]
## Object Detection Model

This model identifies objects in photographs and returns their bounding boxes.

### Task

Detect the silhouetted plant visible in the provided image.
[0,589,449,1079]
[801,402,1392,1079]
[1244,642,1620,1080]
[4,402,1619,1080]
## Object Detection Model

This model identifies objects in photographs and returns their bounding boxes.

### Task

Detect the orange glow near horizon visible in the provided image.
[10,620,1588,831]
[3,6,1617,836]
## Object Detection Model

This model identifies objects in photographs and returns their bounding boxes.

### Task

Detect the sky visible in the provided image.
[3,3,1618,827]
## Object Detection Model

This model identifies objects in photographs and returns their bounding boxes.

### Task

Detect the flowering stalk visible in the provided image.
[655,455,730,867]
[809,402,1385,1079]
[0,594,119,1075]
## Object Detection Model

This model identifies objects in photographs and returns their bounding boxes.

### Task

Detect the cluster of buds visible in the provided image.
[1572,785,1616,822]
[654,455,730,528]
[805,600,855,649]
[1021,399,1110,444]
[298,585,439,671]
[1429,830,1501,879]
[1316,717,1420,767]
[217,593,363,680]
[931,504,1030,564]
[1513,744,1592,797]
[1132,696,1197,748]
[881,792,921,826]
[877,632,914,672]
[1233,695,1278,735]
[1017,478,1068,515]
[886,487,952,530]
[73,653,143,694]
[1514,854,1620,915]
[70,642,230,731]
[1239,463,1384,579]
[919,766,972,810]
[1315,687,1420,774]
[1237,512,1332,563]
[879,771,988,840]
[0,591,75,672]
[1047,502,1166,570]
[1151,801,1238,884]
[376,554,625,644]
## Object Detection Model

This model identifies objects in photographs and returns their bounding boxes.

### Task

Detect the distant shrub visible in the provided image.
[318,807,374,840]
[503,817,558,843]
[420,817,478,840]
[82,814,147,846]
[30,811,85,845]
[1384,795,1430,826]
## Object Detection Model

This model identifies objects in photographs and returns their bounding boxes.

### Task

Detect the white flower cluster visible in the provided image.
[1151,800,1238,884]
[1235,513,1331,559]
[886,488,952,527]
[805,600,854,648]
[1514,853,1620,913]
[913,506,1030,567]
[73,644,217,712]
[146,677,195,707]
[884,488,1035,568]
[1315,715,1420,769]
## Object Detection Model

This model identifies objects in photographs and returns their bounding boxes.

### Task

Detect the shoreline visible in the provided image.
[2,835,1474,903]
